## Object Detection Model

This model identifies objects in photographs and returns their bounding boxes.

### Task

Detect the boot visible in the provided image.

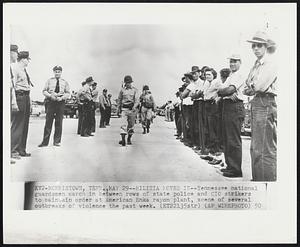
[146,127,150,133]
[119,134,126,146]
[143,127,146,134]
[127,134,132,145]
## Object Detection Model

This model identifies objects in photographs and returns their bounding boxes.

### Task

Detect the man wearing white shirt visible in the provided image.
[217,54,245,178]
[202,68,222,156]
[181,72,195,147]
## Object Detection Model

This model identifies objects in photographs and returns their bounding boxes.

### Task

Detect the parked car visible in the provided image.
[64,97,78,118]
[30,103,43,116]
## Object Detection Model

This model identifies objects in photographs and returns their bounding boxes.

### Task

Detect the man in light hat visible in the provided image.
[243,31,277,181]
[38,66,70,147]
[216,54,245,178]
[11,51,33,157]
[117,75,139,146]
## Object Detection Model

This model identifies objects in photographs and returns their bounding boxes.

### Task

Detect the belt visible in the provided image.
[256,92,276,98]
[122,103,134,109]
[223,98,243,103]
[15,90,30,96]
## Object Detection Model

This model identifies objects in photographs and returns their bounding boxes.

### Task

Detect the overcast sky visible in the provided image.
[9,5,281,105]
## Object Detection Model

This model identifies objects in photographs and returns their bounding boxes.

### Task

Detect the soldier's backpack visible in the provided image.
[143,93,154,108]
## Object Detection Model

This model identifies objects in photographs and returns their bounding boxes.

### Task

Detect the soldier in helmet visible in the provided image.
[117,75,139,146]
[140,85,156,134]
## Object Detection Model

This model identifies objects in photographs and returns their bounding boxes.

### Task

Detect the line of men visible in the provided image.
[173,31,277,181]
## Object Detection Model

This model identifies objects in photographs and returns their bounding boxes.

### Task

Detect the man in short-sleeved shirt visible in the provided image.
[38,66,70,147]
[217,54,245,178]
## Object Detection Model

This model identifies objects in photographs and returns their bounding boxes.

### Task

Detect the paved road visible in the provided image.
[11,114,252,181]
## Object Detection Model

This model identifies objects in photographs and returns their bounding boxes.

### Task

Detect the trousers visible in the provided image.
[120,108,136,135]
[105,106,112,125]
[11,93,31,154]
[197,100,206,152]
[222,100,245,174]
[182,105,193,143]
[141,106,153,128]
[40,101,65,145]
[204,100,221,154]
[174,106,182,136]
[192,100,200,146]
[99,106,106,127]
[250,94,277,181]
[81,102,93,135]
[91,102,96,132]
[77,104,83,134]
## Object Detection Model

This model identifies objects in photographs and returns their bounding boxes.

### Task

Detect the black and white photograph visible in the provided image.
[3,2,296,244]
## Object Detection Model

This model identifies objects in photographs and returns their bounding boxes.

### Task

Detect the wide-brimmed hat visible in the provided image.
[247,31,268,44]
[190,66,201,73]
[227,54,241,61]
[124,75,133,83]
[18,51,30,60]
[85,76,94,83]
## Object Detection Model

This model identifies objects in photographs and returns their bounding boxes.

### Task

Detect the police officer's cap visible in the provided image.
[85,76,94,83]
[124,75,133,83]
[18,51,30,60]
[10,44,18,53]
[92,82,97,86]
[81,81,86,86]
[53,65,63,71]
[103,88,107,92]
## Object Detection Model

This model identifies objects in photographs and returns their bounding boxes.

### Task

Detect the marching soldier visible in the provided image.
[78,76,94,137]
[243,31,277,181]
[38,66,70,147]
[117,75,139,146]
[11,51,33,157]
[140,85,156,134]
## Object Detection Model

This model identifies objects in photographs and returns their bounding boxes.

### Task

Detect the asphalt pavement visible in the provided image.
[11,114,252,181]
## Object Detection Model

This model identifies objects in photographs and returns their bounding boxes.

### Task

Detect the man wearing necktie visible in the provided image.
[11,51,33,157]
[38,66,70,147]
[243,31,277,181]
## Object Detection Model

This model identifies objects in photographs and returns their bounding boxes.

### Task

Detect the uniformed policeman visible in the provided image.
[77,81,86,134]
[105,93,112,126]
[99,89,108,128]
[10,44,19,163]
[11,51,33,157]
[117,75,139,146]
[78,76,94,137]
[243,31,277,181]
[38,66,70,147]
[91,82,99,132]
